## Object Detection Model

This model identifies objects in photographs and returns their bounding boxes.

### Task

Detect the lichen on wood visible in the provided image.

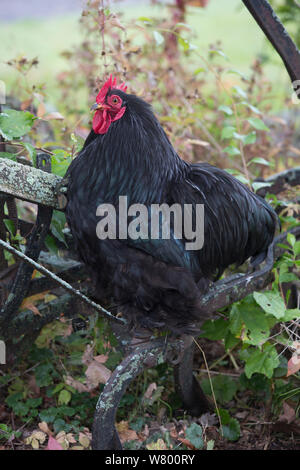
[0,159,66,210]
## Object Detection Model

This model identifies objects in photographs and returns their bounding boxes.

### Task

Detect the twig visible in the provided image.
[197,369,241,378]
[0,238,126,325]
[193,337,222,435]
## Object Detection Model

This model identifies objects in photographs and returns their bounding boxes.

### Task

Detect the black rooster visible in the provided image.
[65,75,278,332]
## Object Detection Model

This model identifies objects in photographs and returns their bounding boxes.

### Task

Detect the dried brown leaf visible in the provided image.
[85,361,112,387]
[116,421,139,443]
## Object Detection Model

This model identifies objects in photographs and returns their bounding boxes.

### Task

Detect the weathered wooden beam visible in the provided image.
[0,158,66,210]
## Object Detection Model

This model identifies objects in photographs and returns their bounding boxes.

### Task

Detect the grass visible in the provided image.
[0,0,295,108]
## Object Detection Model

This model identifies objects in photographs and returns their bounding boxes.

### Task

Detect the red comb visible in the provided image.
[96,74,127,104]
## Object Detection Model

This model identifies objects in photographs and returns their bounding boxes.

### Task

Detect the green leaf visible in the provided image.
[201,375,238,404]
[206,440,214,450]
[200,318,229,340]
[185,423,204,449]
[239,371,271,393]
[279,272,299,283]
[193,67,206,75]
[58,390,72,405]
[51,211,67,246]
[221,126,236,139]
[229,303,243,335]
[13,402,29,417]
[253,291,286,319]
[287,232,296,248]
[226,69,248,80]
[175,22,192,30]
[209,49,229,61]
[35,363,55,387]
[178,36,189,51]
[234,131,257,146]
[26,397,42,409]
[218,105,233,116]
[5,392,23,408]
[52,383,65,394]
[51,149,72,177]
[241,101,262,114]
[56,405,75,417]
[294,241,300,257]
[153,31,164,46]
[244,131,257,145]
[21,142,36,166]
[219,409,240,441]
[244,344,280,379]
[249,157,274,167]
[53,418,67,434]
[235,174,249,185]
[44,234,58,255]
[3,219,16,236]
[0,151,17,161]
[0,109,35,140]
[282,309,300,322]
[224,330,240,350]
[276,243,291,251]
[252,182,272,193]
[39,407,58,423]
[130,417,146,432]
[225,168,238,175]
[232,86,247,99]
[241,303,270,345]
[138,16,153,24]
[223,146,240,156]
[247,117,270,132]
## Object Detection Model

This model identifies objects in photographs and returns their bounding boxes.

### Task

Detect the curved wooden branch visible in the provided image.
[92,337,182,450]
[196,227,300,315]
[173,342,213,416]
[242,0,300,86]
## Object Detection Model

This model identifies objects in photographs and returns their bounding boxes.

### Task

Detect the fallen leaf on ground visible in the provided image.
[64,375,90,393]
[25,430,47,449]
[94,354,109,364]
[146,438,167,450]
[278,402,296,424]
[177,437,196,450]
[78,432,91,448]
[85,361,112,387]
[116,421,139,443]
[39,422,51,435]
[46,435,63,450]
[143,382,157,400]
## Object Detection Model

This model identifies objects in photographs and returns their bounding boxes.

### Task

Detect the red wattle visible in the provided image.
[92,107,126,134]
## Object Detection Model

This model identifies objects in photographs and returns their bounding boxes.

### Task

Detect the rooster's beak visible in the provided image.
[90,102,103,111]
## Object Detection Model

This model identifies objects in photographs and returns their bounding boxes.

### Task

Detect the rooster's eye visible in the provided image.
[111,97,119,104]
